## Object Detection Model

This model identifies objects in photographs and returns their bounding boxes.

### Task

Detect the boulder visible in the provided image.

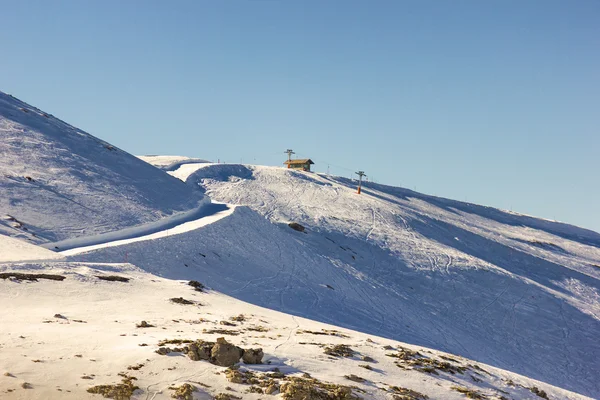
[288,222,305,232]
[242,348,264,364]
[211,337,243,367]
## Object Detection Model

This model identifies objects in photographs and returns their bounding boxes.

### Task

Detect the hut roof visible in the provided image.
[284,159,314,165]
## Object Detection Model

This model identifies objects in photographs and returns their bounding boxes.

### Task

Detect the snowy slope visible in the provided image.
[138,155,211,171]
[0,234,63,262]
[0,91,205,243]
[0,261,588,400]
[84,161,599,398]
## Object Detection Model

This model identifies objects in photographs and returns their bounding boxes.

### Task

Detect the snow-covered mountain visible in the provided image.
[0,92,204,244]
[1,92,599,399]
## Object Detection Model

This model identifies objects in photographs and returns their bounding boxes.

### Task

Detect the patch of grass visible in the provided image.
[389,385,429,399]
[298,329,349,338]
[169,383,196,400]
[203,328,240,336]
[158,339,194,346]
[450,385,486,399]
[215,394,242,400]
[324,344,355,358]
[0,272,65,281]
[170,297,196,305]
[246,325,269,332]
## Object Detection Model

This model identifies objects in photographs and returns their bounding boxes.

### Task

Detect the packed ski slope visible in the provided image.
[0,92,205,244]
[86,160,598,398]
[0,261,589,400]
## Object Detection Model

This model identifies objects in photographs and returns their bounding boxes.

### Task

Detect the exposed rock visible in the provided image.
[242,348,264,364]
[225,369,245,384]
[265,384,279,394]
[345,374,365,383]
[96,275,129,282]
[186,341,213,361]
[188,280,205,292]
[215,394,242,400]
[211,337,243,367]
[288,222,305,232]
[156,347,172,355]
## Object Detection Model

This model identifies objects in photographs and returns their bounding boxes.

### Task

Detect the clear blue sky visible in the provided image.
[1,1,598,232]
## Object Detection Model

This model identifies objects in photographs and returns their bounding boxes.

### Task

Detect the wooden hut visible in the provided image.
[284,159,314,172]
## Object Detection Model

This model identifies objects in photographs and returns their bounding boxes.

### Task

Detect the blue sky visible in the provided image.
[1,1,599,232]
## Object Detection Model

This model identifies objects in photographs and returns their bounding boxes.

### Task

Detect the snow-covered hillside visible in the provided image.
[97,161,598,398]
[0,92,204,244]
[2,116,600,400]
[0,261,589,400]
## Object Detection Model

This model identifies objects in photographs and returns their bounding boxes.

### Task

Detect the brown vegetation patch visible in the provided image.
[203,328,240,336]
[215,394,242,400]
[450,386,486,399]
[158,339,194,346]
[246,325,269,332]
[0,272,65,281]
[389,385,429,399]
[188,280,205,292]
[170,297,196,305]
[298,329,350,338]
[324,344,355,358]
[388,347,468,375]
[169,383,196,400]
[87,376,139,399]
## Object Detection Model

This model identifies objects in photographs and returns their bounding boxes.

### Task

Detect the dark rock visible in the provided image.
[288,222,305,232]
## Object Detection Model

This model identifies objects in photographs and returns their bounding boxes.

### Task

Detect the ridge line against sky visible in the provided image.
[1,0,598,232]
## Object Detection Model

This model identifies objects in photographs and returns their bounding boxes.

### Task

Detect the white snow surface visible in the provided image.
[0,262,589,400]
[0,91,204,244]
[89,161,600,398]
[0,234,63,262]
[3,136,600,399]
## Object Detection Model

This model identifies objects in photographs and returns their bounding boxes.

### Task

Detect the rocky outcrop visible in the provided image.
[212,338,244,367]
